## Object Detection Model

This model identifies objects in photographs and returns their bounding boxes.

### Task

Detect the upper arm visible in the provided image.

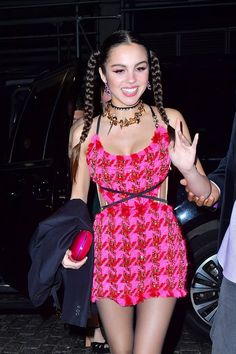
[70,124,91,202]
[166,108,206,175]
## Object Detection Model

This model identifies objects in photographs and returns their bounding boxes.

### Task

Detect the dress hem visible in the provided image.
[92,289,187,307]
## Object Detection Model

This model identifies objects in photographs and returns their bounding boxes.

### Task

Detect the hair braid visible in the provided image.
[71,51,100,180]
[150,51,169,125]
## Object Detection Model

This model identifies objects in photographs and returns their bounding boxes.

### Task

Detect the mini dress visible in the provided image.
[86,116,188,306]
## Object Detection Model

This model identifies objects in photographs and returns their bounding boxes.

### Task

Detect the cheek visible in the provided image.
[141,70,149,83]
[108,75,123,88]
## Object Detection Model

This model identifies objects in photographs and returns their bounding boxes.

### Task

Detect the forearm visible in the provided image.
[181,166,212,198]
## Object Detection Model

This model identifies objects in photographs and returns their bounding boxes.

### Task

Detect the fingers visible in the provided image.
[175,117,182,133]
[203,195,216,207]
[62,249,88,269]
[187,194,216,207]
[187,192,197,202]
[192,133,199,148]
[175,119,191,147]
[180,178,187,186]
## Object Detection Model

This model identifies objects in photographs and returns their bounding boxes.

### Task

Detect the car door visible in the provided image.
[0,64,78,294]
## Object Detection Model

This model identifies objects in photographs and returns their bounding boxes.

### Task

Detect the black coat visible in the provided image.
[28,198,95,327]
[208,113,236,245]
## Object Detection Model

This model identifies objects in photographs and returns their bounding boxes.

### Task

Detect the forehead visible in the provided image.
[106,43,148,66]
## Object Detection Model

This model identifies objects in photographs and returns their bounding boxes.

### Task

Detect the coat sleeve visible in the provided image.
[208,155,227,197]
[28,199,94,327]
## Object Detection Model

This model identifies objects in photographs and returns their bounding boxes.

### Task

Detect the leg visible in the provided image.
[85,314,108,349]
[96,298,134,354]
[134,297,176,354]
[210,276,236,354]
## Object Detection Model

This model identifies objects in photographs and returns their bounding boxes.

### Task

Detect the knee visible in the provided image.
[109,343,133,354]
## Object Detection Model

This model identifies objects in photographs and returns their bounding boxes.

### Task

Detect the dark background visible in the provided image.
[1,0,236,168]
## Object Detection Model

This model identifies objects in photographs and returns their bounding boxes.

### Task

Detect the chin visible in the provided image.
[122,96,141,105]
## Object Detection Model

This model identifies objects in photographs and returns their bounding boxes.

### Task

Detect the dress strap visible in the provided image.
[149,106,156,117]
[149,106,159,127]
[96,115,102,135]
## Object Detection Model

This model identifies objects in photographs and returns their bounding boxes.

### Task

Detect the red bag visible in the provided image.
[69,230,93,261]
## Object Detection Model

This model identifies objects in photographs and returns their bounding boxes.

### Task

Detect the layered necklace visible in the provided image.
[104,100,145,130]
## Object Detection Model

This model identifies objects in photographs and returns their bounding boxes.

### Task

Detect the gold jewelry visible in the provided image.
[105,101,145,129]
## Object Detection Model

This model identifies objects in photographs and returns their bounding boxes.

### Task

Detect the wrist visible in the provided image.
[181,165,198,178]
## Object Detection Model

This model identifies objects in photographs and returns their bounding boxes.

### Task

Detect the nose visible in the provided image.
[127,70,136,83]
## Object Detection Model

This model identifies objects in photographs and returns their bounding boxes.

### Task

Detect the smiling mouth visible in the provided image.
[122,87,138,95]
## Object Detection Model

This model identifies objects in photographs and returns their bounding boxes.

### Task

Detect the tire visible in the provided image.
[185,229,220,339]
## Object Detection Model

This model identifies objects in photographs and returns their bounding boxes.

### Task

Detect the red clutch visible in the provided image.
[69,230,93,261]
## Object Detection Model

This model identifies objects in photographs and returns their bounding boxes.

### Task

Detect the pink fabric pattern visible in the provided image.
[86,126,188,306]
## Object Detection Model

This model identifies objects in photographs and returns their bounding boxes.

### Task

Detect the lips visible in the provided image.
[121,87,138,96]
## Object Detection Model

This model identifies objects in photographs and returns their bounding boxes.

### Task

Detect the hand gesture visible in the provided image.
[62,249,88,269]
[169,118,198,174]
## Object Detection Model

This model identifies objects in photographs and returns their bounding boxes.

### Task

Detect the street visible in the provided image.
[0,291,212,354]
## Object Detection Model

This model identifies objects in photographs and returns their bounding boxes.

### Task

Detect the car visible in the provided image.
[0,62,80,293]
[0,61,220,339]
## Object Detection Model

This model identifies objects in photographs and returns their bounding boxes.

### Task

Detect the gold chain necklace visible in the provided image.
[105,101,145,129]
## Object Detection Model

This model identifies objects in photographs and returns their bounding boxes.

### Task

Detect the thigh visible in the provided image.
[96,298,134,354]
[211,276,236,354]
[134,297,176,354]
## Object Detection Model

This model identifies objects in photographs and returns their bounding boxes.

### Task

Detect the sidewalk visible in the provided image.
[0,292,212,354]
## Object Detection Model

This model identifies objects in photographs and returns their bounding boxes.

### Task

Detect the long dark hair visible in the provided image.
[71,30,169,180]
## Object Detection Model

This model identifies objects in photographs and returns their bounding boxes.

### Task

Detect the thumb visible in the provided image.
[180,178,187,186]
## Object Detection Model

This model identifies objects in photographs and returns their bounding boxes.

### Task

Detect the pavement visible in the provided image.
[0,291,212,354]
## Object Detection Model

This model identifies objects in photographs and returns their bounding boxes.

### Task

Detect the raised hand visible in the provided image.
[168,118,198,175]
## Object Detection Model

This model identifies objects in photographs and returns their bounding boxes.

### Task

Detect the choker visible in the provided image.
[105,101,145,129]
[110,100,141,111]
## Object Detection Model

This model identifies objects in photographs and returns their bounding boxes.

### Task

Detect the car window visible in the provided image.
[44,68,78,159]
[10,72,65,162]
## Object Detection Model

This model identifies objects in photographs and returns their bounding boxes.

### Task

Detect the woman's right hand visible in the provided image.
[62,249,88,269]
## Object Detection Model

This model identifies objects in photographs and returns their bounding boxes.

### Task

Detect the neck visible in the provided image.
[110,100,141,111]
[104,101,145,129]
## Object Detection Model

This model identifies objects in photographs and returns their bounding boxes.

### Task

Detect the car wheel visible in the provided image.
[185,232,220,338]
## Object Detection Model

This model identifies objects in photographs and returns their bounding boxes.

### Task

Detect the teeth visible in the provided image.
[122,88,137,93]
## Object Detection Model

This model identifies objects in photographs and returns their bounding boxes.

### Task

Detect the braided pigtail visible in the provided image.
[149,50,175,142]
[71,51,100,181]
[149,50,169,125]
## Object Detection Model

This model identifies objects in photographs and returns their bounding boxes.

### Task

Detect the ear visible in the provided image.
[99,67,107,84]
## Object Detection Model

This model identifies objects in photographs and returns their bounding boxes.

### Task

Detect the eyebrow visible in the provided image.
[111,60,148,68]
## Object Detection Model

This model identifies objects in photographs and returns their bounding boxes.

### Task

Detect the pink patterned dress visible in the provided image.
[86,124,188,306]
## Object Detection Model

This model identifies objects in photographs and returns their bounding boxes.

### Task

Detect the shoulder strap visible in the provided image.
[96,115,102,135]
[149,106,159,127]
[149,105,156,117]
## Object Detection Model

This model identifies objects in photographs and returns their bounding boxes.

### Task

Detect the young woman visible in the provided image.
[62,30,210,354]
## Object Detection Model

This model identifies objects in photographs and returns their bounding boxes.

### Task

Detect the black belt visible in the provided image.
[99,181,167,210]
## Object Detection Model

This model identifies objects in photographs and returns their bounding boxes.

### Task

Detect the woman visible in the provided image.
[62,30,210,354]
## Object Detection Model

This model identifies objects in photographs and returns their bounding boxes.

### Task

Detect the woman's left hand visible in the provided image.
[169,118,198,174]
[62,249,88,269]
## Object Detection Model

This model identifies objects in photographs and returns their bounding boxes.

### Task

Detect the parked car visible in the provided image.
[0,61,220,339]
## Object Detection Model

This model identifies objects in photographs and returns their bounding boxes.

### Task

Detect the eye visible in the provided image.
[136,66,147,72]
[113,69,125,74]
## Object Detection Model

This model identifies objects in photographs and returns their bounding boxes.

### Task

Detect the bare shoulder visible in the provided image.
[150,106,186,129]
[70,116,98,151]
[165,108,186,128]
